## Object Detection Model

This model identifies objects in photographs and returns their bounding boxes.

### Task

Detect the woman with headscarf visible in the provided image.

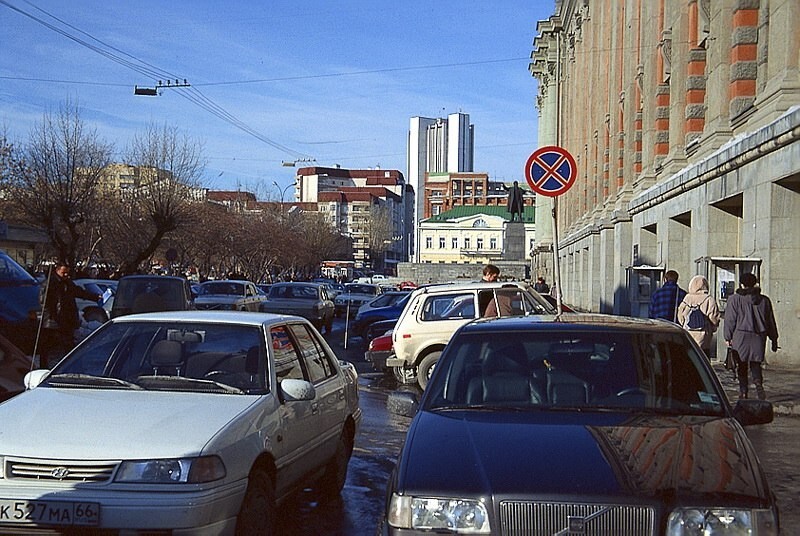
[677,275,720,358]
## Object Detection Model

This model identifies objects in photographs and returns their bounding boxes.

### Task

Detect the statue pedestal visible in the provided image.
[504,221,526,261]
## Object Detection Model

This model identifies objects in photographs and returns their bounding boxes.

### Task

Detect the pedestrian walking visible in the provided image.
[648,270,687,322]
[38,262,101,368]
[677,275,720,358]
[723,273,779,400]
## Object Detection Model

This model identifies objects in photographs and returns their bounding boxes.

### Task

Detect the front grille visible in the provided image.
[6,458,117,483]
[499,501,655,536]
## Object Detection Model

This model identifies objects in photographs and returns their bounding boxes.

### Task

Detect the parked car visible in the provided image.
[352,292,411,340]
[1,310,361,534]
[365,331,393,372]
[356,290,410,316]
[334,283,382,317]
[388,281,556,388]
[260,282,334,333]
[110,275,195,318]
[0,251,41,355]
[195,279,262,311]
[383,314,779,535]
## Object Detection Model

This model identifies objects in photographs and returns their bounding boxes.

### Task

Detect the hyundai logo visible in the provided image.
[51,467,70,480]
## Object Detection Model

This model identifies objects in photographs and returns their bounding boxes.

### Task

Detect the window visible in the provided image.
[421,293,476,321]
[476,238,484,250]
[452,237,458,249]
[439,237,446,249]
[271,326,305,381]
[490,237,497,250]
[425,237,432,249]
[288,324,335,383]
[464,237,471,249]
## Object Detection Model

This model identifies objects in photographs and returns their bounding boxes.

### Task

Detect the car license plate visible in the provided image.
[0,499,99,526]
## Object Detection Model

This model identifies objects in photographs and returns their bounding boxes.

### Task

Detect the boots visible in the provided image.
[754,381,766,401]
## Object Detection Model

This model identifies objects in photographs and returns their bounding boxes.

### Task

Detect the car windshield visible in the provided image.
[45,321,268,395]
[202,282,244,295]
[425,329,724,416]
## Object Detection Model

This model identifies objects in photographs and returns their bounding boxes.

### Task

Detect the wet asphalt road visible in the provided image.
[279,319,800,535]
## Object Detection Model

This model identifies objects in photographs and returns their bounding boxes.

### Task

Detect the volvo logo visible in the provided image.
[51,467,70,480]
[567,516,587,534]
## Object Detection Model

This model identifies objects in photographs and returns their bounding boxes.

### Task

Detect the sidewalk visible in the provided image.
[712,361,800,417]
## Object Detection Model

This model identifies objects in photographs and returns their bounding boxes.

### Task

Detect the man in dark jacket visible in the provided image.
[40,262,101,368]
[648,270,687,322]
[724,273,779,400]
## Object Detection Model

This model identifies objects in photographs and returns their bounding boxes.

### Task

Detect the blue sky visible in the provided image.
[1,0,555,198]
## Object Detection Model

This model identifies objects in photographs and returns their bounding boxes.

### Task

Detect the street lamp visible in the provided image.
[272,181,294,204]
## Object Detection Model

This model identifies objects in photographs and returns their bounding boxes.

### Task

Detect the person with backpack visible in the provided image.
[723,273,779,400]
[677,275,720,358]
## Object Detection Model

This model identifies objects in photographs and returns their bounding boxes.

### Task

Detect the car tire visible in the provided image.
[319,432,353,498]
[236,469,276,536]
[417,351,441,390]
[392,364,418,385]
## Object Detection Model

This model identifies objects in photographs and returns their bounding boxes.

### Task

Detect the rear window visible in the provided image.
[0,253,36,283]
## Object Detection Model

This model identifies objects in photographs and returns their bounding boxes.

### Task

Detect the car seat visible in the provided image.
[150,340,184,376]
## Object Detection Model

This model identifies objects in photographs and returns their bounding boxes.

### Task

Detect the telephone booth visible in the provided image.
[627,265,666,318]
[694,256,762,360]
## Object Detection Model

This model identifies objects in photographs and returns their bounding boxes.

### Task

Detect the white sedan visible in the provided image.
[0,311,361,535]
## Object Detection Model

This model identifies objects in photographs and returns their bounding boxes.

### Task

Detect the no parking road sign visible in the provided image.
[524,145,577,197]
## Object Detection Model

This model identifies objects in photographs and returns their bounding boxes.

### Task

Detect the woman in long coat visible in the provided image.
[723,273,779,400]
[677,275,720,357]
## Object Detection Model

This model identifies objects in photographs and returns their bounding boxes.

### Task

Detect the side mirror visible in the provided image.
[24,369,50,390]
[387,390,419,418]
[280,378,316,402]
[733,399,774,425]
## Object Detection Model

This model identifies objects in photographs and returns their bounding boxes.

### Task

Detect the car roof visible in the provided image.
[108,310,309,327]
[461,313,684,334]
[409,281,530,296]
[119,274,186,282]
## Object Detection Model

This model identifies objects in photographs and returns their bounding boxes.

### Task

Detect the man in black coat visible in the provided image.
[505,181,525,222]
[40,262,101,368]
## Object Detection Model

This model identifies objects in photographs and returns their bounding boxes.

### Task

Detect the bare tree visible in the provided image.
[102,123,205,275]
[365,203,393,268]
[1,102,112,268]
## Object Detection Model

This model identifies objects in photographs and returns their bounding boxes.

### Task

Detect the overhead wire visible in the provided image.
[1,0,311,160]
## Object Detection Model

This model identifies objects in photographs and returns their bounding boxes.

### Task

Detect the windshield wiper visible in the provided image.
[46,373,142,390]
[136,375,244,394]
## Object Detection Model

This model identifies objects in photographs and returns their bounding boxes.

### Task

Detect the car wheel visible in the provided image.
[319,432,353,498]
[236,469,276,536]
[392,364,418,385]
[417,351,441,390]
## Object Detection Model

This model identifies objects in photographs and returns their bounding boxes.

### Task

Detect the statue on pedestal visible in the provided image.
[504,181,525,222]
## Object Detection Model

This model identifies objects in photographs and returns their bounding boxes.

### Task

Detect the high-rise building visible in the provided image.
[407,113,474,260]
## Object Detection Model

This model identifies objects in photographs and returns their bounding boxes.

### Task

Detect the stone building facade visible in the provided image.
[531,0,799,364]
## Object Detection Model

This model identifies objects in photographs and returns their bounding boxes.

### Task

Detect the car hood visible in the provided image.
[0,388,259,459]
[397,410,769,504]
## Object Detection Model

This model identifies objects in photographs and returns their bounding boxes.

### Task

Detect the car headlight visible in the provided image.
[387,493,490,533]
[115,455,226,484]
[667,507,778,535]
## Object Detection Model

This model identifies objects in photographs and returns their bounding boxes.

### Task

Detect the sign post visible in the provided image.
[524,145,577,314]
